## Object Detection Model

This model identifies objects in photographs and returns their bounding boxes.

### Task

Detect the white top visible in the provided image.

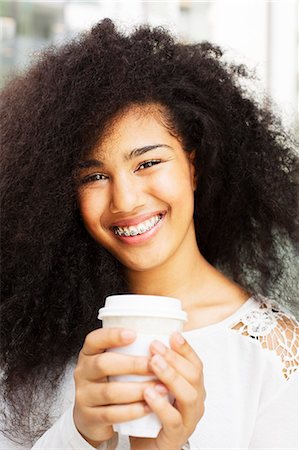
[1,293,298,450]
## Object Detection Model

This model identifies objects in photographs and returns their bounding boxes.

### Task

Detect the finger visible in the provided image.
[82,380,162,407]
[149,340,201,386]
[81,328,137,356]
[149,353,200,423]
[93,401,150,425]
[169,332,203,369]
[143,385,182,433]
[77,352,152,381]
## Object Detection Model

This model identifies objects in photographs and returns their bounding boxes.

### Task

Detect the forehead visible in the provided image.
[88,104,178,160]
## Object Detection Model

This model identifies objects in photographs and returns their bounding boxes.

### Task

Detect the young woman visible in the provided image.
[1,18,298,450]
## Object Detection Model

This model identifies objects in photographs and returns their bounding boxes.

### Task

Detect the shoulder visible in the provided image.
[230,293,299,381]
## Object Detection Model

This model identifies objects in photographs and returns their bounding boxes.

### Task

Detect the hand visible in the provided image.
[73,328,156,447]
[130,332,205,450]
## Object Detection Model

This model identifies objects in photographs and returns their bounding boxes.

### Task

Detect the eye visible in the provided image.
[137,160,161,171]
[79,173,108,184]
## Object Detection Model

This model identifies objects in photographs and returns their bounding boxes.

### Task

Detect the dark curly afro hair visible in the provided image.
[1,18,298,444]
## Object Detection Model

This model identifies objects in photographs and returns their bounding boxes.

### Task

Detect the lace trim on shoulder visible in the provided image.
[231,294,299,380]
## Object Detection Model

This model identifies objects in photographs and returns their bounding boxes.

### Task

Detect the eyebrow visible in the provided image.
[77,144,173,169]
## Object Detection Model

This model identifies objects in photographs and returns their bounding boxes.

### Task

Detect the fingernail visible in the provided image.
[152,354,167,370]
[174,332,185,345]
[145,387,158,399]
[152,340,166,354]
[121,330,136,341]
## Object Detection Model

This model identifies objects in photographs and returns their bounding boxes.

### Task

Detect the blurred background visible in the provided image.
[0,0,298,132]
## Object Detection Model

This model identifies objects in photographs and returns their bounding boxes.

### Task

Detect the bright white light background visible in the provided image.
[63,0,299,132]
[0,1,298,131]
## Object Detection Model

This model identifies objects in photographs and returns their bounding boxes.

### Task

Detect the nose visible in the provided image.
[109,175,145,214]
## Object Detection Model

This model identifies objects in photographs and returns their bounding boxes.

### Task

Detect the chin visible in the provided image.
[118,254,166,273]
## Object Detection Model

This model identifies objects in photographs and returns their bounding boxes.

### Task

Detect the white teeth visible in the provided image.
[128,226,139,236]
[137,223,146,233]
[145,219,152,228]
[113,214,162,237]
[123,227,130,236]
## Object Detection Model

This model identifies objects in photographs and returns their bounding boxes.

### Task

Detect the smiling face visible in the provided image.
[77,104,197,273]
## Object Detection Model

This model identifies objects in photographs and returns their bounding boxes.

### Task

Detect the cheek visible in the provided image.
[151,168,194,208]
[78,190,105,228]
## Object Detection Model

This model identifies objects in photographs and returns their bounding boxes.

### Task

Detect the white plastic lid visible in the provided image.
[98,294,187,322]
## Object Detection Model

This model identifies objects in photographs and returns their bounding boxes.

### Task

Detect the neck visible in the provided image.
[125,228,251,331]
[125,227,238,312]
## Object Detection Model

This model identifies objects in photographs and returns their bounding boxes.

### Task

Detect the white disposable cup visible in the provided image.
[98,294,187,438]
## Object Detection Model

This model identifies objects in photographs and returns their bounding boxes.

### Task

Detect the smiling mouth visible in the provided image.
[112,213,164,237]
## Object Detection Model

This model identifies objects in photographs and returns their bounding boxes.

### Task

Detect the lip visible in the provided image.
[110,210,167,228]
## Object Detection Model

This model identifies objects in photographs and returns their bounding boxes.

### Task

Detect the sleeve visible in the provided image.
[248,372,298,449]
[231,298,299,449]
[31,406,119,450]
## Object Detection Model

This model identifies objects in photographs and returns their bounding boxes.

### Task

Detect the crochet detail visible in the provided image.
[231,295,299,380]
